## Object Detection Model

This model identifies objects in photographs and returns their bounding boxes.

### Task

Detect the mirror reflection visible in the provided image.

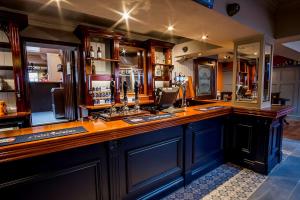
[235,42,260,103]
[119,45,146,96]
[263,44,272,102]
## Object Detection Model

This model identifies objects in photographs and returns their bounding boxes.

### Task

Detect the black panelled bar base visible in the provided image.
[0,114,284,200]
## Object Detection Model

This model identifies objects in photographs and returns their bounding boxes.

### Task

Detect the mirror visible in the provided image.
[196,64,213,96]
[235,42,260,103]
[119,45,146,96]
[263,44,272,102]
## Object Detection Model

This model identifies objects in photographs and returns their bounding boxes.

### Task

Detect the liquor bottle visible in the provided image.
[90,46,95,58]
[92,61,96,74]
[97,47,102,59]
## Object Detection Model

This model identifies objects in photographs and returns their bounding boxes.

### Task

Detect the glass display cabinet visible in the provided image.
[232,35,273,108]
[119,45,146,102]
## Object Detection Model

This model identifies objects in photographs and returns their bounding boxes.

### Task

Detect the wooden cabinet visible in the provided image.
[225,114,283,174]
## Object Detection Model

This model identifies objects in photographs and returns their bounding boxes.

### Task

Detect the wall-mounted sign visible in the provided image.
[193,0,214,9]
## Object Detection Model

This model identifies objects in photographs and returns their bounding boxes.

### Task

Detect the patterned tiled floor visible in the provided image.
[163,164,266,200]
[163,138,300,200]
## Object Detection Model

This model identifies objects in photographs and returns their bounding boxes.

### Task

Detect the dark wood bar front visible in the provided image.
[0,102,293,200]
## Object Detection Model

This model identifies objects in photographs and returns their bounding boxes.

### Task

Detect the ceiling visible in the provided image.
[1,0,300,60]
[0,0,258,49]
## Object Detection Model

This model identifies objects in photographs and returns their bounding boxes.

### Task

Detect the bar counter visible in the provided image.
[0,102,293,163]
[0,102,294,200]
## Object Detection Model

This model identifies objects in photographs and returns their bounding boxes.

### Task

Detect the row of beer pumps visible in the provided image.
[106,73,188,116]
[108,80,140,116]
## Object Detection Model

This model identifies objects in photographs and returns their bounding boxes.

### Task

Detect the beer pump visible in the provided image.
[134,80,140,112]
[109,80,116,115]
[122,81,129,113]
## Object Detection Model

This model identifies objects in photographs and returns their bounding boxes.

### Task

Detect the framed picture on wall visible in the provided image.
[194,58,216,99]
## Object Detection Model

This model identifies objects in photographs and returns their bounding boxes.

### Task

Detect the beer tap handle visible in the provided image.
[134,81,139,101]
[123,81,128,102]
[110,80,115,103]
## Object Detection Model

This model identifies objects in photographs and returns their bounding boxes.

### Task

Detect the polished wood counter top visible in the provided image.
[0,103,231,163]
[195,99,294,119]
[0,102,293,163]
[0,112,31,120]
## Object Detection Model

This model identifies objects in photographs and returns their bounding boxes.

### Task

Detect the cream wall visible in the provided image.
[47,53,62,82]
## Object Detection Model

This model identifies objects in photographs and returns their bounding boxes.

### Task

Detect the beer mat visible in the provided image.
[195,106,225,112]
[123,113,175,124]
[0,126,87,147]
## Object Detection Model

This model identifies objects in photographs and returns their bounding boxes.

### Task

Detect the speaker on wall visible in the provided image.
[226,3,240,17]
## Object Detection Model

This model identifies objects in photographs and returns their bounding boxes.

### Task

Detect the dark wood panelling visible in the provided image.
[126,137,181,193]
[110,126,184,200]
[226,114,284,174]
[0,143,109,200]
[185,118,224,184]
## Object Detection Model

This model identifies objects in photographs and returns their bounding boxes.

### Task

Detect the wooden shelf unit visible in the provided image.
[75,25,123,106]
[146,39,175,99]
[0,10,29,114]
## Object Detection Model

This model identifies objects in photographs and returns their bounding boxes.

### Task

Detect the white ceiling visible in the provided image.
[3,0,258,49]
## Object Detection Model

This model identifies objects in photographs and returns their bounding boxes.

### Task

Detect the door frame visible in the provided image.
[21,37,80,121]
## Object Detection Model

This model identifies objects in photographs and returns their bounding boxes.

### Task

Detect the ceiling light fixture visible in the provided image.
[254,52,258,56]
[122,11,130,20]
[201,35,208,40]
[167,25,174,31]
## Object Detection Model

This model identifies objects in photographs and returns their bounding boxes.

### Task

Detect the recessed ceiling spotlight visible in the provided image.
[201,35,208,40]
[254,52,258,56]
[198,52,202,56]
[167,25,174,31]
[122,11,130,20]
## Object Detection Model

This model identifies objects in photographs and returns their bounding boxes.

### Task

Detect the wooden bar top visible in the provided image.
[0,102,293,163]
[0,112,31,120]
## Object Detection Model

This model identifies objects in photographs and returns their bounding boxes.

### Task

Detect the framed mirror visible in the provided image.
[194,58,216,99]
[235,42,260,103]
[119,45,146,98]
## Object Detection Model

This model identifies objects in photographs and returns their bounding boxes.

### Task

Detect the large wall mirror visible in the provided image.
[235,42,260,103]
[119,45,146,98]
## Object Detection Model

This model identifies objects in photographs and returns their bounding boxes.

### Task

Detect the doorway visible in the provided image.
[24,41,78,126]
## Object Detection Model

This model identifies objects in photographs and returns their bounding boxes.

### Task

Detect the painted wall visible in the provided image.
[272,67,300,118]
[213,0,274,38]
[47,53,63,82]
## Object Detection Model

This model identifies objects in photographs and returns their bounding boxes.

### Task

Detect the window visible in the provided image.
[29,72,38,82]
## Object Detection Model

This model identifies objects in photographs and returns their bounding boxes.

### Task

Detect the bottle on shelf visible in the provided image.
[90,46,95,58]
[97,47,102,59]
[92,61,96,75]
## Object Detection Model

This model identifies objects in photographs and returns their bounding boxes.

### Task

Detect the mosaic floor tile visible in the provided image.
[163,139,300,200]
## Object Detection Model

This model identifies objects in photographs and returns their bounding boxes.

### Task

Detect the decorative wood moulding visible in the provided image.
[74,25,124,40]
